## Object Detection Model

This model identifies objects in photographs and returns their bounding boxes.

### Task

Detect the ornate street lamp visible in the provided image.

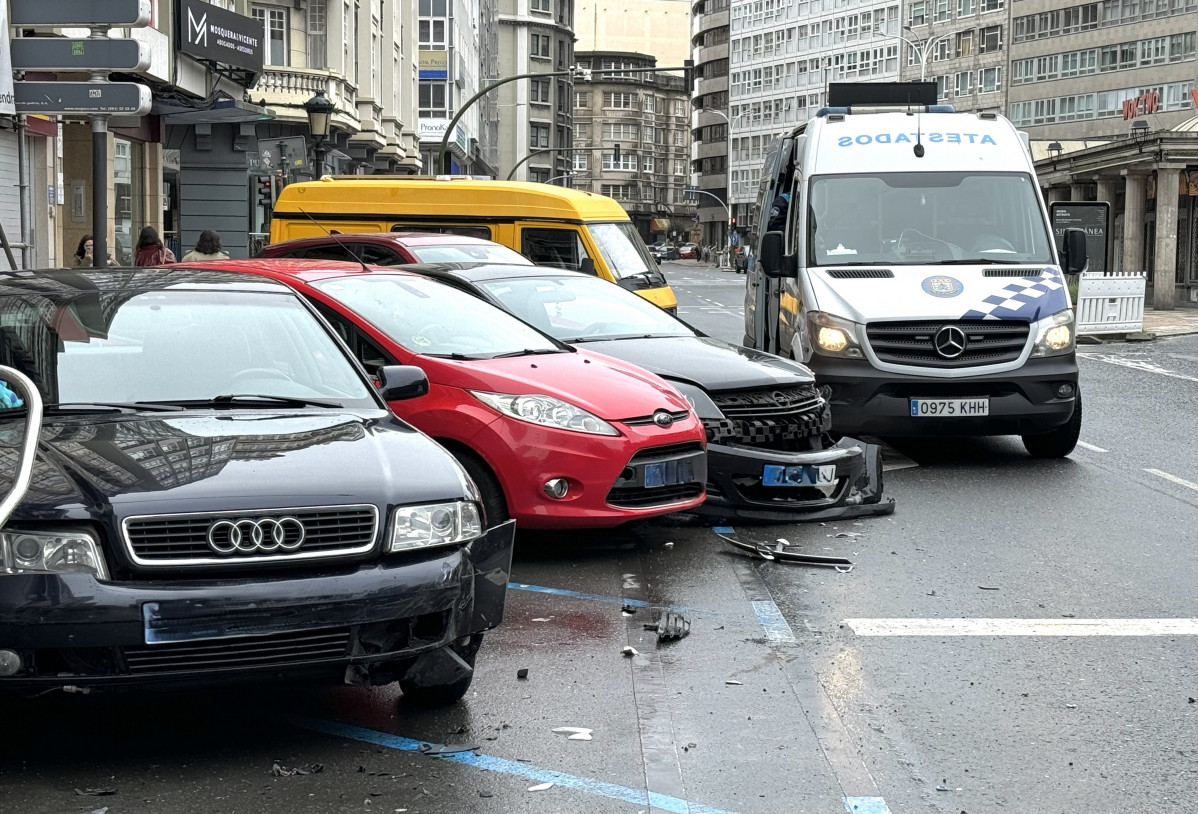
[304,90,336,177]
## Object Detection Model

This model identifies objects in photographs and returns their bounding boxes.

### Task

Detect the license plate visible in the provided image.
[644,459,694,488]
[762,464,837,487]
[909,398,990,417]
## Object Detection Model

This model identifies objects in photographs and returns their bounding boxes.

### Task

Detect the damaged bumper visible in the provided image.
[694,437,895,524]
[0,521,515,692]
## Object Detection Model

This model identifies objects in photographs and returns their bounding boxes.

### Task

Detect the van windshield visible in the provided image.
[807,172,1055,267]
[586,222,659,280]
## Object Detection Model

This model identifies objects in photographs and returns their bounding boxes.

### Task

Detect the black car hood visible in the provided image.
[577,336,815,392]
[2,410,470,522]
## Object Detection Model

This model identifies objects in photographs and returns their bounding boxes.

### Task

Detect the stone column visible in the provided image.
[1044,186,1068,204]
[1070,180,1089,201]
[1096,176,1121,274]
[1153,165,1182,310]
[1121,170,1147,278]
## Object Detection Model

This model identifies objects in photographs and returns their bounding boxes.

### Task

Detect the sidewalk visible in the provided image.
[1140,305,1198,338]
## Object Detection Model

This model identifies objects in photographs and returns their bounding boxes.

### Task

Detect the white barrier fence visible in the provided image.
[1075,271,1147,335]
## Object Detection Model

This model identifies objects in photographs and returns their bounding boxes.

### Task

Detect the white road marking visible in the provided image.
[1145,468,1198,493]
[1076,441,1108,452]
[1080,353,1198,384]
[844,618,1198,636]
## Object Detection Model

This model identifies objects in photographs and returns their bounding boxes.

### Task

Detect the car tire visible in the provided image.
[1021,395,1081,458]
[398,635,481,706]
[452,448,510,527]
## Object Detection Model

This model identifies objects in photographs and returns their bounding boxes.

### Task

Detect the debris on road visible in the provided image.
[517,667,529,680]
[622,646,639,657]
[621,604,638,615]
[531,617,554,622]
[725,680,743,686]
[418,742,479,756]
[978,585,1001,591]
[528,782,555,792]
[644,611,691,642]
[714,527,853,569]
[270,761,324,777]
[74,788,116,797]
[552,726,594,741]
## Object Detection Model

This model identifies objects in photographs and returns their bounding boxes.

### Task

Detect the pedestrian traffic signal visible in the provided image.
[256,176,274,208]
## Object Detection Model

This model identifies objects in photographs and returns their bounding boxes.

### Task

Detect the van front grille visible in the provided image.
[866,320,1029,368]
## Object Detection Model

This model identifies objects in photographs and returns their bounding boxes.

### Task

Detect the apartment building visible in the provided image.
[691,0,731,247]
[571,51,697,242]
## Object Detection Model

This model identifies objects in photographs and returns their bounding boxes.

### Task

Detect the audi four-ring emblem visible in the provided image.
[934,325,968,359]
[207,517,306,555]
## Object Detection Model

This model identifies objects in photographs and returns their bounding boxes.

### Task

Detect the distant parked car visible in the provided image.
[186,259,709,530]
[405,262,895,523]
[678,243,699,259]
[650,244,681,262]
[259,232,535,266]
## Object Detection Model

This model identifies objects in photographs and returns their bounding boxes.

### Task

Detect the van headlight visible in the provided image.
[0,529,109,580]
[470,391,620,436]
[389,501,483,552]
[1031,309,1075,357]
[807,312,865,358]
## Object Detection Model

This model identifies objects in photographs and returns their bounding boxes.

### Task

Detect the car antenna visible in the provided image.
[913,108,925,158]
[296,205,371,273]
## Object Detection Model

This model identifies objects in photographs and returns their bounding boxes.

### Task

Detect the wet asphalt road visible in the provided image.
[3,261,1196,814]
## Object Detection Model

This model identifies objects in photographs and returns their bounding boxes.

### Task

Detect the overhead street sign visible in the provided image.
[10,39,151,73]
[9,0,152,27]
[14,82,153,116]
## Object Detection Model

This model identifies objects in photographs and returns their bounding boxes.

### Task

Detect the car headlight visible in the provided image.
[1031,309,1075,357]
[389,501,482,552]
[470,391,620,436]
[0,528,109,580]
[807,311,865,358]
[668,381,724,420]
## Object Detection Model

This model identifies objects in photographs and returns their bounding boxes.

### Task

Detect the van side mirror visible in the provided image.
[579,257,596,276]
[377,365,430,402]
[758,231,796,278]
[0,366,44,530]
[1061,227,1088,275]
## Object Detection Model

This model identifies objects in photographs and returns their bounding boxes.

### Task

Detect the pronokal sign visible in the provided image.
[177,0,264,86]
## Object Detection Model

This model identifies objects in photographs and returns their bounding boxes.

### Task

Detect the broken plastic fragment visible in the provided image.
[725,680,743,685]
[418,743,479,756]
[644,611,691,642]
[552,727,594,741]
[622,646,639,657]
[75,789,117,797]
[517,667,529,680]
[531,617,553,622]
[528,782,554,792]
[834,532,862,538]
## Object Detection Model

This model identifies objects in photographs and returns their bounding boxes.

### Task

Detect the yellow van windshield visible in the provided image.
[586,222,657,281]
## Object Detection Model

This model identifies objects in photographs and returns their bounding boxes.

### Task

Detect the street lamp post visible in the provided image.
[875,25,951,82]
[304,90,335,177]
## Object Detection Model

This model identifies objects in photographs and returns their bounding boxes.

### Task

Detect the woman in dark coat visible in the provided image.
[134,226,177,266]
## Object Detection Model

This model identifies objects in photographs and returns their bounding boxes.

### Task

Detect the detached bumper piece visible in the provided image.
[607,443,706,509]
[714,526,854,570]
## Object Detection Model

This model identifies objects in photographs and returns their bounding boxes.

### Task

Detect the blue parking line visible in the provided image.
[508,582,717,617]
[292,718,744,814]
[844,796,892,813]
[751,600,798,645]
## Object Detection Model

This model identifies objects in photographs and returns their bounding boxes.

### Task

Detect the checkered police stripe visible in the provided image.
[960,267,1068,321]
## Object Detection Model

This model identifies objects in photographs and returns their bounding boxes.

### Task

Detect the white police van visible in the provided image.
[747,83,1088,457]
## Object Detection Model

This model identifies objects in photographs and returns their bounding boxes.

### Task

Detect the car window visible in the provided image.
[309,274,563,358]
[353,245,404,266]
[313,304,395,374]
[521,228,590,272]
[0,290,376,405]
[303,245,353,262]
[390,224,492,240]
[479,275,693,342]
[408,243,533,265]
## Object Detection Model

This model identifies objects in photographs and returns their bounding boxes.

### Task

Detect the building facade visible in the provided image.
[572,51,697,242]
[690,0,731,247]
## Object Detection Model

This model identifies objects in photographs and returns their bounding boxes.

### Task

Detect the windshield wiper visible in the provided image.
[932,258,1028,265]
[568,333,659,343]
[46,402,186,414]
[208,394,344,408]
[489,348,570,359]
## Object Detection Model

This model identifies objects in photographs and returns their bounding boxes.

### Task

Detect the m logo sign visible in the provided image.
[188,7,208,48]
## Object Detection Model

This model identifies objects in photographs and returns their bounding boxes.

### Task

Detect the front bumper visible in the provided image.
[694,437,895,524]
[0,521,515,691]
[812,355,1079,437]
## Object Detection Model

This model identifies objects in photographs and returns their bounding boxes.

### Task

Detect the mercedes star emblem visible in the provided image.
[933,325,967,359]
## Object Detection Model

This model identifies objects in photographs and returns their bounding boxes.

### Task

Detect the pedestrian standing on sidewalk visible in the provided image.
[181,229,231,262]
[134,226,177,266]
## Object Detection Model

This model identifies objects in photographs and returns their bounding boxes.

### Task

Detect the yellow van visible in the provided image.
[269,177,678,312]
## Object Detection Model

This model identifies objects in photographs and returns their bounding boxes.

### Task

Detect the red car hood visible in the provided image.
[423,348,690,422]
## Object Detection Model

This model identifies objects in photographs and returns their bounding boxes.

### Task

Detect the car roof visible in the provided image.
[397,261,590,287]
[0,266,294,297]
[177,257,454,287]
[260,232,505,254]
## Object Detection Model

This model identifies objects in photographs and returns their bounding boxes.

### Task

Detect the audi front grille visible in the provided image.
[122,505,379,567]
[122,627,353,674]
[866,320,1030,368]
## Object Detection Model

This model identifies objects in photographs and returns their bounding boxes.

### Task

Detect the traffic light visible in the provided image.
[256,176,274,208]
[612,143,621,162]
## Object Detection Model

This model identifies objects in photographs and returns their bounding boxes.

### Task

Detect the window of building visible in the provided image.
[308,0,327,70]
[602,122,639,140]
[531,79,551,103]
[575,122,589,140]
[531,33,551,57]
[642,155,655,173]
[981,0,1003,9]
[978,67,1001,92]
[603,92,636,109]
[574,91,590,108]
[956,29,975,57]
[251,5,288,66]
[530,124,550,148]
[955,71,973,96]
[934,0,950,20]
[909,0,927,25]
[529,168,551,183]
[531,0,550,11]
[574,153,589,171]
[602,153,638,171]
[419,82,447,117]
[674,158,688,175]
[980,25,1001,52]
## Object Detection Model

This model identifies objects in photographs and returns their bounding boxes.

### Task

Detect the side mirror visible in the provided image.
[1061,227,1088,275]
[579,256,596,276]
[0,366,44,530]
[377,364,430,402]
[758,231,796,278]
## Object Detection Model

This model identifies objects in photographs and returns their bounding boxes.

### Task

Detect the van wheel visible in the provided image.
[452,449,510,527]
[1021,396,1082,458]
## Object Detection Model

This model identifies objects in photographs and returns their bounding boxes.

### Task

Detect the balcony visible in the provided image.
[254,68,361,135]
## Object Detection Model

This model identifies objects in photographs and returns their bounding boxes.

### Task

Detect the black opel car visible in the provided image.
[0,268,514,703]
[402,263,895,523]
